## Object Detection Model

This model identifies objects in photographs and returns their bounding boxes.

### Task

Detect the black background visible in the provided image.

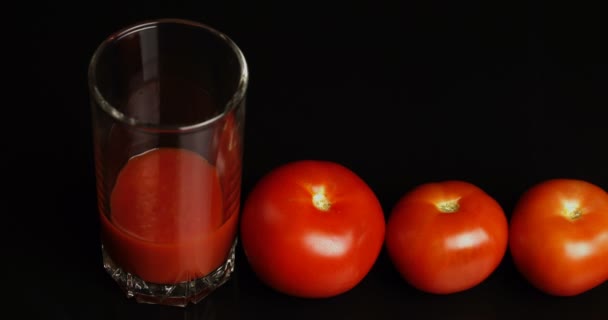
[5,1,608,319]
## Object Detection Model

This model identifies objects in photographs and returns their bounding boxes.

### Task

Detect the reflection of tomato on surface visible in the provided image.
[102,147,238,284]
[215,112,242,222]
[216,112,240,177]
[386,180,508,294]
[111,148,223,241]
[240,160,386,298]
[509,179,608,296]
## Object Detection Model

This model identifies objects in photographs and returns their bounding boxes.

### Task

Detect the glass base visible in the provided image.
[102,240,236,307]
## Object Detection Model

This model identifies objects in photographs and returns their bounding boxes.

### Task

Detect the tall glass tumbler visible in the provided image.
[88,19,248,307]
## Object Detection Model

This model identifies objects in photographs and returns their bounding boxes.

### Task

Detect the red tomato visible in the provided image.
[509,179,608,296]
[385,180,509,294]
[240,160,386,298]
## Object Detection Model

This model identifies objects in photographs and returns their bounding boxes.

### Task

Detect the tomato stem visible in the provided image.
[312,190,331,211]
[561,200,583,220]
[564,207,582,220]
[570,209,582,220]
[436,199,460,213]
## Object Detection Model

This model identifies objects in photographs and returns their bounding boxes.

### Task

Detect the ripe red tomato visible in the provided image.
[240,160,386,298]
[509,179,608,296]
[385,180,509,294]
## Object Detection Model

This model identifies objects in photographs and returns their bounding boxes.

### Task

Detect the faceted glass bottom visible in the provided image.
[102,240,236,307]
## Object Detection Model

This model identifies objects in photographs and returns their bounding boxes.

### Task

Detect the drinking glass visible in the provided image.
[88,18,248,307]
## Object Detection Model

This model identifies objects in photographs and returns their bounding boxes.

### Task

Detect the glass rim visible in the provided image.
[87,18,249,133]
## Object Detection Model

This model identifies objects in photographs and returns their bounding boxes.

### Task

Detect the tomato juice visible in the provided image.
[100,147,238,284]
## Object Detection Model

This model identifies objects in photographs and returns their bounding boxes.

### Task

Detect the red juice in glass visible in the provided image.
[100,147,238,284]
[89,19,247,306]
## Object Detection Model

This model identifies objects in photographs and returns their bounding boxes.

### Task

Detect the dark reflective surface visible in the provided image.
[6,1,608,319]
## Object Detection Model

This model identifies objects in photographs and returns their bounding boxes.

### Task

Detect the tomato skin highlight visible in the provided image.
[386,180,509,294]
[240,160,386,298]
[509,179,608,296]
